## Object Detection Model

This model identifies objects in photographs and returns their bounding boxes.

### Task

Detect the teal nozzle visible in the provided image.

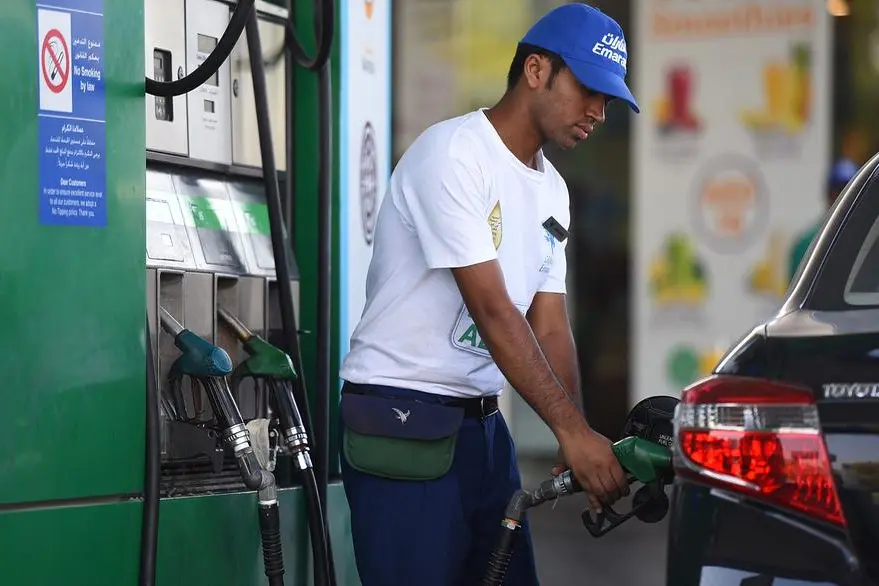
[160,307,233,378]
[611,437,672,484]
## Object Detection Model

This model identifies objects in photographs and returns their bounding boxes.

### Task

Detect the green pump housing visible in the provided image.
[0,0,359,584]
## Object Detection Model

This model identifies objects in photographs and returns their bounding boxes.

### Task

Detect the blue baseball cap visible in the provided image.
[521,3,639,113]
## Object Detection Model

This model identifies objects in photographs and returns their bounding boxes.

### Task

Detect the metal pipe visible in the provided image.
[159,307,184,337]
[217,305,253,341]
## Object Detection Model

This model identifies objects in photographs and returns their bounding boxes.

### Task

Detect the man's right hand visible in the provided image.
[450,260,628,511]
[560,426,629,514]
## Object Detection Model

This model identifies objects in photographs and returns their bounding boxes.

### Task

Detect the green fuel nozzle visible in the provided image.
[216,307,297,380]
[217,306,313,472]
[579,437,674,538]
[611,436,672,485]
[506,437,672,516]
[498,437,674,537]
[482,436,675,585]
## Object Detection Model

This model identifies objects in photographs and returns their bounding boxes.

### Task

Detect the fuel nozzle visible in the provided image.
[482,436,674,586]
[576,436,674,538]
[217,306,313,472]
[555,435,673,490]
[159,307,273,493]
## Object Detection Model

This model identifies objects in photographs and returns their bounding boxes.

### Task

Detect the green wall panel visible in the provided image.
[0,0,146,504]
[0,483,359,586]
[0,500,144,585]
[158,488,308,586]
[157,483,358,586]
[318,484,362,586]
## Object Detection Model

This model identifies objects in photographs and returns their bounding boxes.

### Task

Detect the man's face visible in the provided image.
[524,55,608,150]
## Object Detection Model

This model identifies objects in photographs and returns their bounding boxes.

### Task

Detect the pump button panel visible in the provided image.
[228,180,295,275]
[147,170,197,269]
[146,169,297,280]
[173,175,246,273]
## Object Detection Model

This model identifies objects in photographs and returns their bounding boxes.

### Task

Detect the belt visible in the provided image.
[342,383,499,420]
[445,395,500,420]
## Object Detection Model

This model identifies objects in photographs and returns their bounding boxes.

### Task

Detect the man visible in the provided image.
[337,4,639,585]
[787,157,858,283]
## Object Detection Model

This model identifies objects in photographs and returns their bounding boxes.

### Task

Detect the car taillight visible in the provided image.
[675,375,846,527]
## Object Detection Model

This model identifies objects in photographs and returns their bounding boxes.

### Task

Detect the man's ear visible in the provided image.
[523,54,547,90]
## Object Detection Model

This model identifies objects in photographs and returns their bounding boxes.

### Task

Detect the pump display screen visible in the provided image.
[197,34,219,87]
[153,49,173,121]
[197,33,217,54]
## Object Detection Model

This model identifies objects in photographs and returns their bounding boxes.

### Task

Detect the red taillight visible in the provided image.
[676,375,846,527]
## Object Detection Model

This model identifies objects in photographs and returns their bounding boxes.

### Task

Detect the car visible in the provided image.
[665,152,879,586]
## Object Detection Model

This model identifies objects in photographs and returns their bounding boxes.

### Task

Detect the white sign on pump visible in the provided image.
[339,0,393,375]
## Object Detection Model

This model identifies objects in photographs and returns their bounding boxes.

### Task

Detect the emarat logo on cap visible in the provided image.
[592,33,627,70]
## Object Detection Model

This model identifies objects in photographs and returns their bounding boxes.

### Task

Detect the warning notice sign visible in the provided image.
[36,1,106,228]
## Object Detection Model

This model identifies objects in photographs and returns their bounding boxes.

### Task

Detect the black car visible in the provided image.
[665,153,879,586]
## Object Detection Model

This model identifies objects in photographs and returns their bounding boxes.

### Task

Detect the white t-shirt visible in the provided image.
[339,109,571,398]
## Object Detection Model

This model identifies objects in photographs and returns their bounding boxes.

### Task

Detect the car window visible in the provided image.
[800,159,879,311]
[844,210,879,304]
[827,168,879,306]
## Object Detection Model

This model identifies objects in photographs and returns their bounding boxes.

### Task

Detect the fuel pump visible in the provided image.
[141,0,337,584]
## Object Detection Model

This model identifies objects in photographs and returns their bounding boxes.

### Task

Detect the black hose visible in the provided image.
[481,522,521,586]
[302,468,332,586]
[139,316,161,586]
[288,0,334,71]
[277,1,336,524]
[259,503,286,586]
[282,0,295,233]
[245,2,311,432]
[263,0,333,69]
[314,51,333,538]
[145,0,255,97]
[246,8,335,586]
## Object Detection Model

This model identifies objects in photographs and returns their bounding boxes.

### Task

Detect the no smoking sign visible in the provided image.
[37,9,74,113]
[41,28,70,94]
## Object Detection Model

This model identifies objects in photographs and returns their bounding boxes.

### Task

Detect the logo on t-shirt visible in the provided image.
[539,229,556,273]
[451,303,528,357]
[487,201,502,250]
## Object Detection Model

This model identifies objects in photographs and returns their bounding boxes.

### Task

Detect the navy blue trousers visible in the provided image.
[339,383,540,586]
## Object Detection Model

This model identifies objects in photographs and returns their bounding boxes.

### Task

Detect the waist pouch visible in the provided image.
[341,391,465,481]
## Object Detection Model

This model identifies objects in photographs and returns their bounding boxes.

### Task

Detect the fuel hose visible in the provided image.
[139,316,161,586]
[284,2,337,578]
[246,8,335,586]
[481,477,579,586]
